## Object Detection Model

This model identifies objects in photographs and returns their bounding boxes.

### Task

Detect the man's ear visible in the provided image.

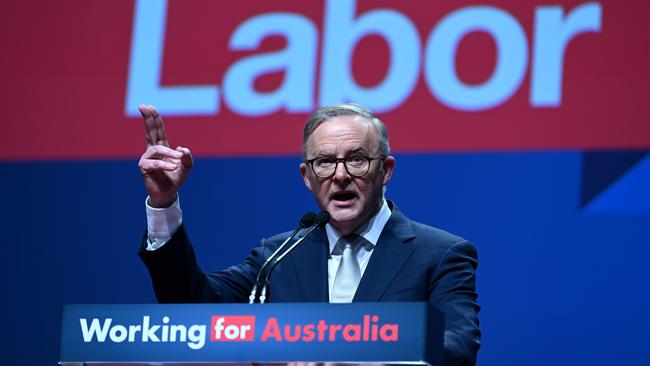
[382,156,395,185]
[300,163,313,191]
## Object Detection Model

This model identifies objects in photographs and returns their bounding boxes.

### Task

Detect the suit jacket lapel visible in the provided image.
[288,227,329,302]
[353,206,416,302]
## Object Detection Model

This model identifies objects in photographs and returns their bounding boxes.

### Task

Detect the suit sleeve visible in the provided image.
[138,224,268,303]
[429,240,481,366]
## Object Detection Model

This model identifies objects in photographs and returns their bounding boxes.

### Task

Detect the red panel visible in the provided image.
[1,0,649,160]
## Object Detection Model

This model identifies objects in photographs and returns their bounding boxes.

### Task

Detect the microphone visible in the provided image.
[258,211,330,303]
[248,211,317,304]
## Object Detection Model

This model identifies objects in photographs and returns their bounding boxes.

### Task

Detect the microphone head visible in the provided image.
[314,211,331,227]
[299,211,317,227]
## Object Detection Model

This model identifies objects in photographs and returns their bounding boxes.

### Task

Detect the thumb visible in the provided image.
[176,146,193,170]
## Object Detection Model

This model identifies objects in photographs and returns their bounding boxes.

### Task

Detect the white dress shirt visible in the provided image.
[145,196,182,251]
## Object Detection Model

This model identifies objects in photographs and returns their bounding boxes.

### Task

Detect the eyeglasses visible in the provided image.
[305,155,385,178]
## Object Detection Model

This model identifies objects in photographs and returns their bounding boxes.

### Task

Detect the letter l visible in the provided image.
[124,0,219,117]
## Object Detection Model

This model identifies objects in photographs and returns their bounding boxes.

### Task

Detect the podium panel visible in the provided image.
[60,302,444,365]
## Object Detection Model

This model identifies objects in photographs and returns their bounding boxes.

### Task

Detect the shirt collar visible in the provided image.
[325,199,392,255]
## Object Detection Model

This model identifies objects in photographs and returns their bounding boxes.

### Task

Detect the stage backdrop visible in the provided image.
[2,0,649,365]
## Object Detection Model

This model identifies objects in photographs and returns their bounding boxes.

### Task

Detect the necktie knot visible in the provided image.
[331,233,363,256]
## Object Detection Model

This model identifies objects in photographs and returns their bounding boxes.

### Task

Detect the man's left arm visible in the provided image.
[429,240,481,366]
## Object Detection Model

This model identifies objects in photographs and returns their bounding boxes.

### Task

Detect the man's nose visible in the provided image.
[332,160,351,181]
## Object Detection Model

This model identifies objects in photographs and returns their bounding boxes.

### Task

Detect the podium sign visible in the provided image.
[60,302,444,365]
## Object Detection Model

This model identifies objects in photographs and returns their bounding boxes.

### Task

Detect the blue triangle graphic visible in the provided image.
[584,155,650,214]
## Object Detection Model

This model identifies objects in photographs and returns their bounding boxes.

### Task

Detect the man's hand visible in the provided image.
[138,104,193,208]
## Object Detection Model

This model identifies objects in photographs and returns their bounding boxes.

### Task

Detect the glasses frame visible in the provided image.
[305,155,386,178]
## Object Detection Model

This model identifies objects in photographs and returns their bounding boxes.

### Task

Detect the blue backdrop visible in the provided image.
[3,151,649,365]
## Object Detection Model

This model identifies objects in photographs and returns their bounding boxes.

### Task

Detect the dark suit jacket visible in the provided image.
[139,202,480,366]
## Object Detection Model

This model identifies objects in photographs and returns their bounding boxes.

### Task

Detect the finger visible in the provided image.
[149,104,169,147]
[142,145,184,160]
[165,157,181,165]
[177,146,193,170]
[139,158,178,174]
[139,104,169,147]
[138,104,158,146]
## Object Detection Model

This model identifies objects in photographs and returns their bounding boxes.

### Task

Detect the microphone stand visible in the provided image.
[248,212,316,304]
[257,211,330,304]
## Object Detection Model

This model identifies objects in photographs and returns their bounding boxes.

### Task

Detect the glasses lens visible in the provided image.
[312,157,333,177]
[345,156,369,176]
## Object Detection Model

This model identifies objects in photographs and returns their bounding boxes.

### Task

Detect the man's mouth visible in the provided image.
[331,191,358,205]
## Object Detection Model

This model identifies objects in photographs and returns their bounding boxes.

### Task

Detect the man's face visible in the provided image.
[300,116,395,235]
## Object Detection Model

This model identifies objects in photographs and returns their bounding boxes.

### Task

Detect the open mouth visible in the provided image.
[331,191,358,204]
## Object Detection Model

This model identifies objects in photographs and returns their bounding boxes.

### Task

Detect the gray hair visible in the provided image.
[302,103,390,159]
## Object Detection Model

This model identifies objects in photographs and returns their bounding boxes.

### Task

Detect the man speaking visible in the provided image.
[137,103,480,366]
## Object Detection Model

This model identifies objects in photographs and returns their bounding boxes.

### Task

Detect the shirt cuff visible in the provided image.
[145,195,182,251]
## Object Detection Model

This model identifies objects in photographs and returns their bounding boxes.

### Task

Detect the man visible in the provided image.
[137,103,480,366]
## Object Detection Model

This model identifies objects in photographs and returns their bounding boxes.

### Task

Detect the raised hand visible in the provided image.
[137,104,193,208]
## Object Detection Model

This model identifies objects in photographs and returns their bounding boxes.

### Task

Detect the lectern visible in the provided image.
[59,302,444,365]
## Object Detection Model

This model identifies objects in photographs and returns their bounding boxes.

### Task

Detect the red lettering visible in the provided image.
[363,315,370,341]
[380,324,399,342]
[302,324,315,342]
[371,315,379,341]
[260,317,282,342]
[329,324,342,341]
[343,324,361,341]
[317,320,327,341]
[284,325,301,342]
[257,314,398,343]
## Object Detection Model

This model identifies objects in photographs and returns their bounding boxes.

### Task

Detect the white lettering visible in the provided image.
[128,325,141,342]
[213,317,226,339]
[170,324,187,342]
[124,1,602,117]
[240,324,251,339]
[125,0,218,117]
[188,324,206,350]
[424,6,528,111]
[79,316,207,349]
[531,2,602,106]
[109,325,128,342]
[224,325,240,339]
[141,315,160,342]
[319,0,420,112]
[223,13,317,115]
[80,318,112,342]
